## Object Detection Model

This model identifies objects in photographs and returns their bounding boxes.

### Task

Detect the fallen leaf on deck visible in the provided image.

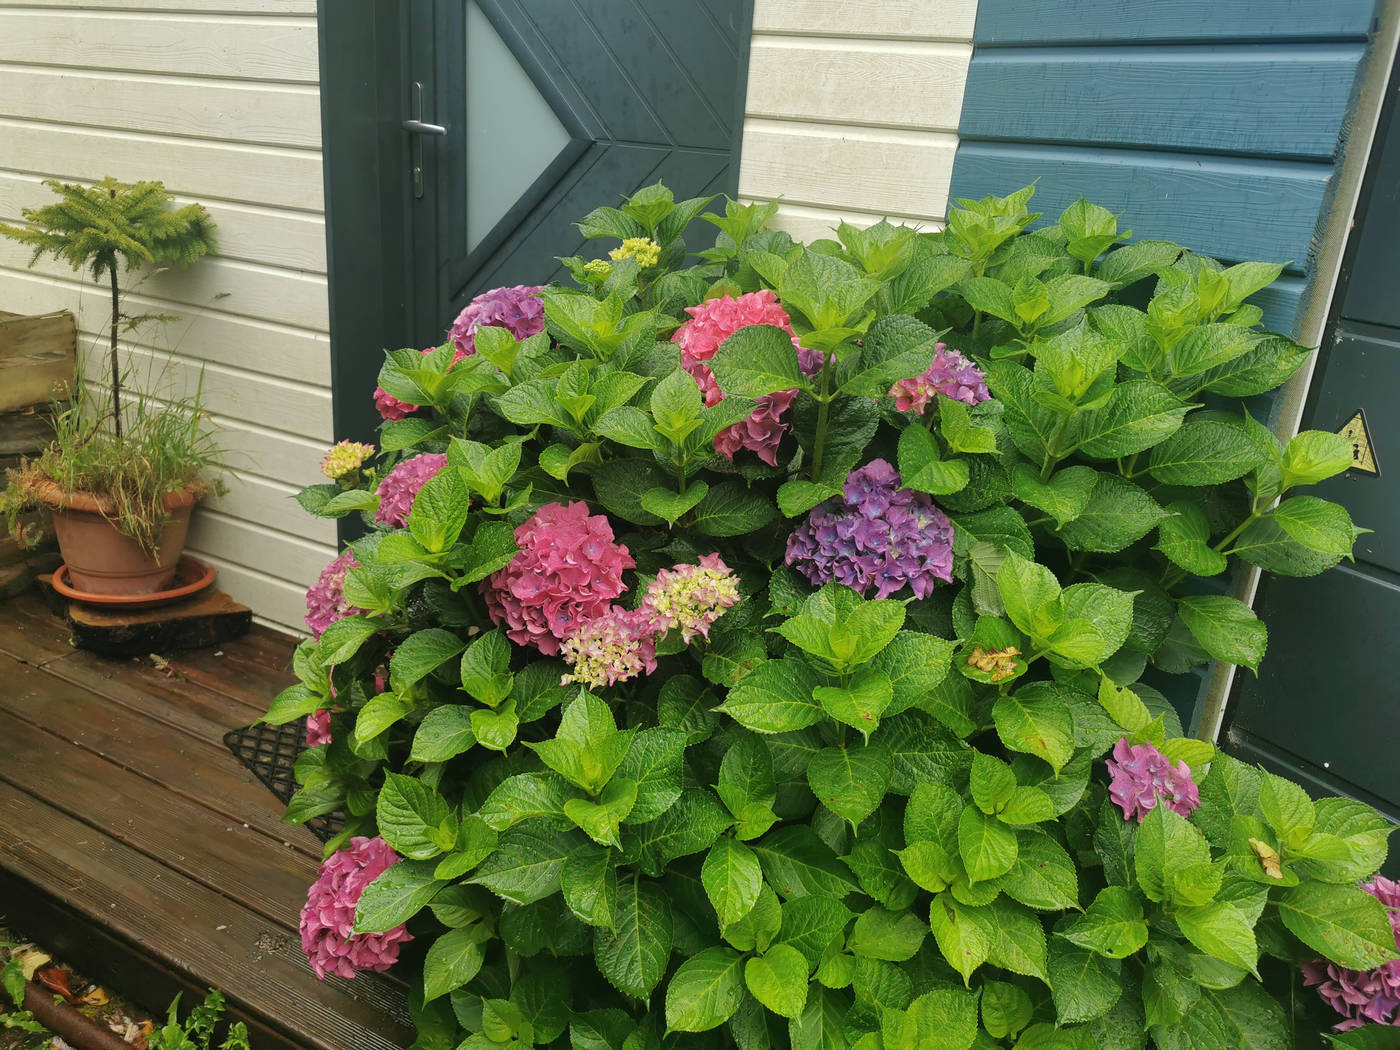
[37,965,75,999]
[80,985,109,1006]
[15,947,51,980]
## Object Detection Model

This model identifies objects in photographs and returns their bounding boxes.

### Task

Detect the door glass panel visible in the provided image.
[465,0,571,253]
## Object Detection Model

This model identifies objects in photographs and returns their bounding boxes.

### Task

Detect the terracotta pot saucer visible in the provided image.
[51,554,216,610]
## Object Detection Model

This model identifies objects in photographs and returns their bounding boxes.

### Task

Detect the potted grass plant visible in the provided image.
[0,177,222,596]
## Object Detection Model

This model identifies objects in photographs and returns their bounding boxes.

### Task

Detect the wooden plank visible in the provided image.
[200,473,338,545]
[188,511,336,590]
[739,197,943,244]
[1253,277,1307,337]
[973,0,1376,45]
[0,601,73,662]
[0,68,322,151]
[740,119,957,218]
[0,119,325,212]
[948,142,1330,270]
[752,0,978,41]
[67,589,253,657]
[0,714,316,929]
[0,239,331,333]
[960,44,1364,160]
[0,270,332,384]
[5,0,317,13]
[0,783,410,1050]
[0,171,328,273]
[0,11,319,83]
[0,655,319,848]
[187,552,318,636]
[0,308,73,409]
[747,38,970,132]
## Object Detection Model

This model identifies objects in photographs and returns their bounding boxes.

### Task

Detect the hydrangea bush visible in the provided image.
[269,184,1395,1050]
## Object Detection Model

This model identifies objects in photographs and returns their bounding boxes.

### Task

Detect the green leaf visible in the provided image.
[1049,940,1121,1024]
[316,616,381,666]
[1059,886,1148,959]
[640,482,709,525]
[814,669,895,738]
[528,693,634,794]
[467,822,573,905]
[1002,832,1078,910]
[690,482,779,537]
[1231,515,1343,576]
[353,692,411,746]
[665,947,746,1033]
[716,735,779,839]
[985,897,1049,983]
[981,981,1034,1040]
[478,773,572,831]
[710,324,806,397]
[970,751,1017,815]
[929,893,993,985]
[470,700,518,752]
[1196,334,1310,397]
[1011,464,1098,527]
[958,805,1018,884]
[1135,805,1210,904]
[872,631,956,714]
[1148,420,1263,486]
[389,628,467,693]
[591,458,668,525]
[561,845,616,927]
[745,944,810,1020]
[898,424,970,495]
[614,727,687,824]
[456,521,519,583]
[808,743,893,826]
[1174,901,1258,975]
[460,629,512,705]
[992,689,1075,772]
[849,906,927,962]
[1279,882,1400,970]
[753,826,861,900]
[788,985,850,1050]
[779,895,854,968]
[564,776,638,848]
[1057,474,1166,553]
[703,837,764,927]
[1155,503,1228,577]
[422,926,487,1002]
[1272,496,1366,556]
[354,859,442,933]
[625,788,734,875]
[1078,381,1190,459]
[1168,323,1263,377]
[778,480,841,517]
[1176,595,1268,674]
[996,550,1062,641]
[1281,429,1353,489]
[377,772,453,860]
[595,877,672,998]
[720,659,825,733]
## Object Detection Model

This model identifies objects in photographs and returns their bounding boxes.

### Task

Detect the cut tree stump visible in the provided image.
[54,586,253,657]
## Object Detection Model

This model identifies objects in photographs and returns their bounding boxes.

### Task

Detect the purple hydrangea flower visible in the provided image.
[1304,876,1400,1031]
[449,284,545,359]
[300,836,413,980]
[889,344,990,413]
[785,459,955,599]
[305,550,364,639]
[375,453,449,529]
[1106,737,1200,822]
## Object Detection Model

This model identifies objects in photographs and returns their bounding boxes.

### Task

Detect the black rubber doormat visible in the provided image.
[223,721,343,844]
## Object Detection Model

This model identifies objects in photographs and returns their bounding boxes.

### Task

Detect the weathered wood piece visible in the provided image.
[0,309,75,413]
[63,588,253,657]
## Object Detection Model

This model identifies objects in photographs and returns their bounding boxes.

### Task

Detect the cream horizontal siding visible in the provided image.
[0,2,334,633]
[739,0,980,239]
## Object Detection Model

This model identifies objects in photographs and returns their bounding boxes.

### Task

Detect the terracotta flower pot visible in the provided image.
[34,480,199,596]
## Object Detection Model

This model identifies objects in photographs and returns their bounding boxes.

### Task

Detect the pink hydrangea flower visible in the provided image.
[1304,876,1400,1031]
[888,344,990,413]
[672,290,818,466]
[306,550,364,639]
[305,709,332,747]
[483,502,634,656]
[373,285,547,420]
[643,553,741,643]
[560,605,659,689]
[375,453,449,529]
[299,836,413,980]
[1105,737,1200,822]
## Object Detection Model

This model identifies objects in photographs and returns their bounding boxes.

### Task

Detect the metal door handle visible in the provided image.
[403,119,447,136]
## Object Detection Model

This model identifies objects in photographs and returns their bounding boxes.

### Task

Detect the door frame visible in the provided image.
[317,0,756,448]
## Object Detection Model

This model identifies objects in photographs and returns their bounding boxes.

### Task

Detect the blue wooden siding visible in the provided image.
[950,0,1380,336]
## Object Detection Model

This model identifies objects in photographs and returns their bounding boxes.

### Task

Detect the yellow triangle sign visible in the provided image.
[1337,409,1380,476]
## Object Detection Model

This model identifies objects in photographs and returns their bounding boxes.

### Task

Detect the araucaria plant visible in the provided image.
[269,184,1394,1049]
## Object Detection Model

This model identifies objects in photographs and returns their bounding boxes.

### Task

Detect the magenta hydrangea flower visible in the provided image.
[305,709,332,747]
[299,836,413,981]
[672,290,817,466]
[375,453,449,529]
[785,459,955,599]
[373,286,546,420]
[483,502,634,656]
[306,550,364,639]
[889,344,990,413]
[560,605,659,689]
[1105,737,1201,822]
[1303,876,1400,1031]
[449,283,545,359]
[643,553,741,643]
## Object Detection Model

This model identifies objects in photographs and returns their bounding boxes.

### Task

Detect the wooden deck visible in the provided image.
[0,590,411,1050]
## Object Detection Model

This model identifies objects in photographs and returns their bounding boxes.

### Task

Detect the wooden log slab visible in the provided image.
[0,310,76,412]
[64,588,252,657]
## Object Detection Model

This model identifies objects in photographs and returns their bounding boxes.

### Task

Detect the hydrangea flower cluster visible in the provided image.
[609,237,661,269]
[643,553,740,643]
[1105,737,1201,822]
[305,709,332,747]
[321,439,375,481]
[299,836,413,980]
[484,502,634,655]
[560,605,658,689]
[375,452,449,529]
[785,460,955,599]
[888,343,990,413]
[672,290,820,466]
[305,550,364,639]
[1303,875,1400,1031]
[375,285,545,420]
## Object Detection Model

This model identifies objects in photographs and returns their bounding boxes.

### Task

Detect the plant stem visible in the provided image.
[107,259,122,440]
[1038,416,1073,482]
[810,364,833,481]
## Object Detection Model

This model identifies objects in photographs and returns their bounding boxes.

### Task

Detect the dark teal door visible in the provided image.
[317,0,753,442]
[407,0,753,345]
[1224,52,1400,823]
